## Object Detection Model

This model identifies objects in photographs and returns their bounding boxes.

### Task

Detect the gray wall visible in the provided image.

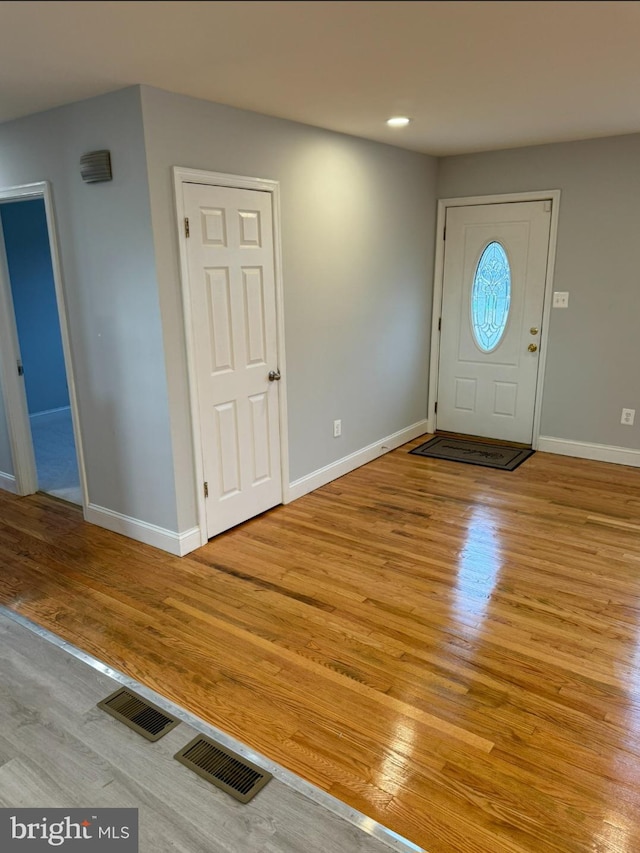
[140,87,437,531]
[0,87,178,528]
[2,82,633,546]
[438,133,640,450]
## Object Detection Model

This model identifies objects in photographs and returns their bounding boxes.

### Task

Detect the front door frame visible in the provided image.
[0,181,88,505]
[428,190,561,449]
[173,167,290,546]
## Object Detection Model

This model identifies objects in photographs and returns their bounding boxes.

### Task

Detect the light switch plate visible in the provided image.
[553,291,569,308]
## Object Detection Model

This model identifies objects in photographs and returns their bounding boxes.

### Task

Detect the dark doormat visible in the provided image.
[410,435,534,471]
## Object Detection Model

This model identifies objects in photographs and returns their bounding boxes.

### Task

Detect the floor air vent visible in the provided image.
[97,688,180,742]
[174,735,272,803]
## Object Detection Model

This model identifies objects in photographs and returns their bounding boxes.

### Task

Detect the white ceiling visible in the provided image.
[1,1,640,155]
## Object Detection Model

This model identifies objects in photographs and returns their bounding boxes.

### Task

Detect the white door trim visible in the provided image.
[173,167,290,547]
[0,181,88,506]
[0,206,36,493]
[428,190,561,449]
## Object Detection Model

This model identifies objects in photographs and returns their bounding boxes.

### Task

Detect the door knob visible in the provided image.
[268,369,281,381]
[527,343,538,353]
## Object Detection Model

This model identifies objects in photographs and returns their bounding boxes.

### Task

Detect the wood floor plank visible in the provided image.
[1,441,640,851]
[0,615,399,853]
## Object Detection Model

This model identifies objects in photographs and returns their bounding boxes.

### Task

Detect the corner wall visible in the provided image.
[140,86,438,532]
[0,87,180,536]
[438,133,640,456]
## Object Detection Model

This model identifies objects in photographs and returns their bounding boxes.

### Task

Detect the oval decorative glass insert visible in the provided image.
[471,241,511,351]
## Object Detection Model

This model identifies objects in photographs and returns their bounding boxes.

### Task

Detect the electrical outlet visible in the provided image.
[553,291,569,308]
[333,419,342,438]
[621,408,635,426]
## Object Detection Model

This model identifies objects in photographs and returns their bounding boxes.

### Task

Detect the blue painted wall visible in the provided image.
[0,199,69,415]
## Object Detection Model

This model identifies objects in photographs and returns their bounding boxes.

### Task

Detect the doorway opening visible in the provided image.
[0,183,85,507]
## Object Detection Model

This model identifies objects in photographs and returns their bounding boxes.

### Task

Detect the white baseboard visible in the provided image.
[286,419,430,502]
[0,471,17,494]
[537,436,640,468]
[175,526,204,556]
[29,405,71,419]
[84,503,201,556]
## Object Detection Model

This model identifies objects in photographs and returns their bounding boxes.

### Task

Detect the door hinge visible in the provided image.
[184,217,190,238]
[434,402,438,414]
[443,226,446,241]
[438,317,441,331]
[17,360,24,376]
[203,481,208,499]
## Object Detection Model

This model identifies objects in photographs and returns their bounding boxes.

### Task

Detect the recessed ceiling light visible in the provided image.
[386,116,411,128]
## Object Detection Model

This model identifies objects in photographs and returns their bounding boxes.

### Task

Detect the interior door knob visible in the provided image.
[268,369,281,381]
[527,343,538,353]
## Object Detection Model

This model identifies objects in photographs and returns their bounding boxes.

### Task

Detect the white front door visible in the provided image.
[436,201,552,444]
[183,182,282,538]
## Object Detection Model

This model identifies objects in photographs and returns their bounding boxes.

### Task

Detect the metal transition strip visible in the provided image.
[0,605,425,853]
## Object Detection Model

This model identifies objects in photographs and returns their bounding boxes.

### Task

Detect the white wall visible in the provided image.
[0,87,178,530]
[140,87,437,531]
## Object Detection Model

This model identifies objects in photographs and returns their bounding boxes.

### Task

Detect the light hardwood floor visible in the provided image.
[1,437,640,852]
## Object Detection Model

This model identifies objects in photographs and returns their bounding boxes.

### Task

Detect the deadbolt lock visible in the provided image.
[530,327,539,335]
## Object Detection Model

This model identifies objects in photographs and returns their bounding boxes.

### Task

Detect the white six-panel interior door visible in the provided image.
[437,200,552,444]
[183,182,282,538]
